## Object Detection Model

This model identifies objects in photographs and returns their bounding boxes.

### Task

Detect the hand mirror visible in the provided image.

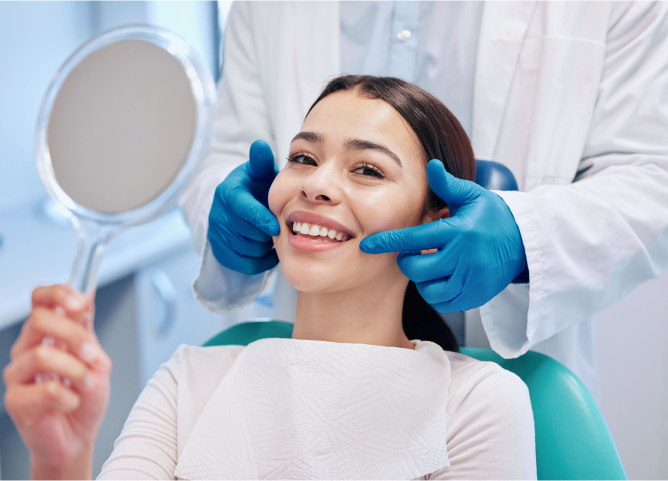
[36,26,216,294]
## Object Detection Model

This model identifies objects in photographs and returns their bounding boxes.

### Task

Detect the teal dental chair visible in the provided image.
[204,321,626,480]
[203,160,626,480]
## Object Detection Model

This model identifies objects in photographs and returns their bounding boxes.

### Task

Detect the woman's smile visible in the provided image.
[286,210,355,252]
[268,89,426,294]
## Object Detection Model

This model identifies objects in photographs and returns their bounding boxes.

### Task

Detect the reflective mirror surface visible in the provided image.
[36,26,216,293]
[48,39,197,214]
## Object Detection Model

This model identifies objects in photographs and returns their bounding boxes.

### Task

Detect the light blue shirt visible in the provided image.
[340,1,483,137]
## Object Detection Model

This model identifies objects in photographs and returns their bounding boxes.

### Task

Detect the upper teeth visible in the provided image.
[292,222,349,241]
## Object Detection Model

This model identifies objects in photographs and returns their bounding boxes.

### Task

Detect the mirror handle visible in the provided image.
[68,217,114,295]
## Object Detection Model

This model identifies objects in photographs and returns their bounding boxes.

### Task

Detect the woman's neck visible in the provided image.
[292,277,414,349]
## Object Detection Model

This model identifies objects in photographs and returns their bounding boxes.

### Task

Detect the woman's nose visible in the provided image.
[300,166,342,204]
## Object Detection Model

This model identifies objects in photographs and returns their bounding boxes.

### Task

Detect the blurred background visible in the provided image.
[0,1,666,479]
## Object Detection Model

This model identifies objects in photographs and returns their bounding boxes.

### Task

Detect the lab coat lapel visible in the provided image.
[472,2,536,160]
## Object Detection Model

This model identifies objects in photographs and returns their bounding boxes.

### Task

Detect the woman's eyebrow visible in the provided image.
[345,138,402,167]
[291,131,324,144]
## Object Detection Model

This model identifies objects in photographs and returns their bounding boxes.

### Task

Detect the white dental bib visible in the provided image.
[174,338,452,480]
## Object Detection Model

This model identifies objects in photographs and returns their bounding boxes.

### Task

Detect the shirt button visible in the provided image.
[397,29,412,42]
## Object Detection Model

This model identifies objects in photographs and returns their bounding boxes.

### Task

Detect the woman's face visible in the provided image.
[268,90,440,294]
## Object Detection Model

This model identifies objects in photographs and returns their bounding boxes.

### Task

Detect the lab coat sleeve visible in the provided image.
[179,2,274,312]
[481,2,668,357]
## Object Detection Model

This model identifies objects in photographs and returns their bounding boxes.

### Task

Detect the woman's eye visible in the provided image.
[353,164,385,178]
[289,154,317,166]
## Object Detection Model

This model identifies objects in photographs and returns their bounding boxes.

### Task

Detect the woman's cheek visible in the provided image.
[267,171,288,218]
[355,190,417,235]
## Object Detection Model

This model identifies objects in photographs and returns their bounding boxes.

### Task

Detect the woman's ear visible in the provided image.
[422,206,450,224]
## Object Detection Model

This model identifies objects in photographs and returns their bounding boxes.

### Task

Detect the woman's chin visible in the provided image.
[281,262,344,294]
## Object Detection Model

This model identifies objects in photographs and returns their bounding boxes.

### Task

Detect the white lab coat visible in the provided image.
[180,2,668,394]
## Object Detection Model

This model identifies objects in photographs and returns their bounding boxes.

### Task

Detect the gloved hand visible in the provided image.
[207,140,281,275]
[360,159,528,313]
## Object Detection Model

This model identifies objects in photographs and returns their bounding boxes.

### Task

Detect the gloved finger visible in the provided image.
[427,160,482,207]
[359,222,451,254]
[431,295,480,314]
[225,214,275,244]
[248,140,278,181]
[397,250,456,283]
[415,270,464,307]
[421,266,489,313]
[225,187,280,236]
[429,300,459,314]
[209,225,275,259]
[210,240,279,276]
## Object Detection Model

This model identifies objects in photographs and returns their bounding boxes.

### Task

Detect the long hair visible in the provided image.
[307,75,476,352]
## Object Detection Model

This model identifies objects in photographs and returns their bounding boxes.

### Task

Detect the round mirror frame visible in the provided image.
[36,25,217,229]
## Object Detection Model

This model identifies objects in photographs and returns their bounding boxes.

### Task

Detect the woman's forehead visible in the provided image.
[299,91,423,160]
[302,91,417,143]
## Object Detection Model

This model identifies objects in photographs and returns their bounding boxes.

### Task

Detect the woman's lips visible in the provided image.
[284,210,356,252]
[286,211,355,239]
[288,231,350,252]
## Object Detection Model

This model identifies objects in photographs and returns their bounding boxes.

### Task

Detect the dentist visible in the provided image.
[180,2,668,395]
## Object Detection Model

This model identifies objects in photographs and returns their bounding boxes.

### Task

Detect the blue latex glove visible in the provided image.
[360,159,528,313]
[207,140,281,275]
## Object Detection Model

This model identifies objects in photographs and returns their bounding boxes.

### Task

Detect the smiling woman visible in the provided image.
[9,76,536,480]
[270,75,475,351]
[95,76,536,480]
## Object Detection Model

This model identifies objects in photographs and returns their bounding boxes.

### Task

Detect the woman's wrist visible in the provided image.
[31,441,94,480]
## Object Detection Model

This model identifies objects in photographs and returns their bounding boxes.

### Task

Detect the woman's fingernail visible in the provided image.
[82,311,93,330]
[80,342,99,364]
[66,295,86,311]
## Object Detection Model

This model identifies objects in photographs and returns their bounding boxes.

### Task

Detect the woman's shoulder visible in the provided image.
[412,341,531,412]
[419,351,536,480]
[170,343,246,365]
[445,351,531,418]
[164,343,246,384]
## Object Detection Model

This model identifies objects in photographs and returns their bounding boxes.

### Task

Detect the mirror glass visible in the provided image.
[36,27,216,292]
[48,39,197,214]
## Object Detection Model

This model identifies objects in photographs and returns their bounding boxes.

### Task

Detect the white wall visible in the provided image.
[595,269,668,479]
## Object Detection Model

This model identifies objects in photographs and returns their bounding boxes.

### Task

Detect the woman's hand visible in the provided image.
[3,284,112,479]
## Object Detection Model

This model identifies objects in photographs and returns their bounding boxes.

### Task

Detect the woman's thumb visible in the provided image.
[427,159,481,206]
[248,140,278,181]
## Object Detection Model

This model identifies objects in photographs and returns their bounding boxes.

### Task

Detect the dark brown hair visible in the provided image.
[307,75,476,352]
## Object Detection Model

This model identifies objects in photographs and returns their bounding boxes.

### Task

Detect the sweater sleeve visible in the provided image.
[96,347,184,480]
[428,363,536,480]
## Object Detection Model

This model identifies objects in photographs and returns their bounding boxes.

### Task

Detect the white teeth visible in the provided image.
[292,221,351,241]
